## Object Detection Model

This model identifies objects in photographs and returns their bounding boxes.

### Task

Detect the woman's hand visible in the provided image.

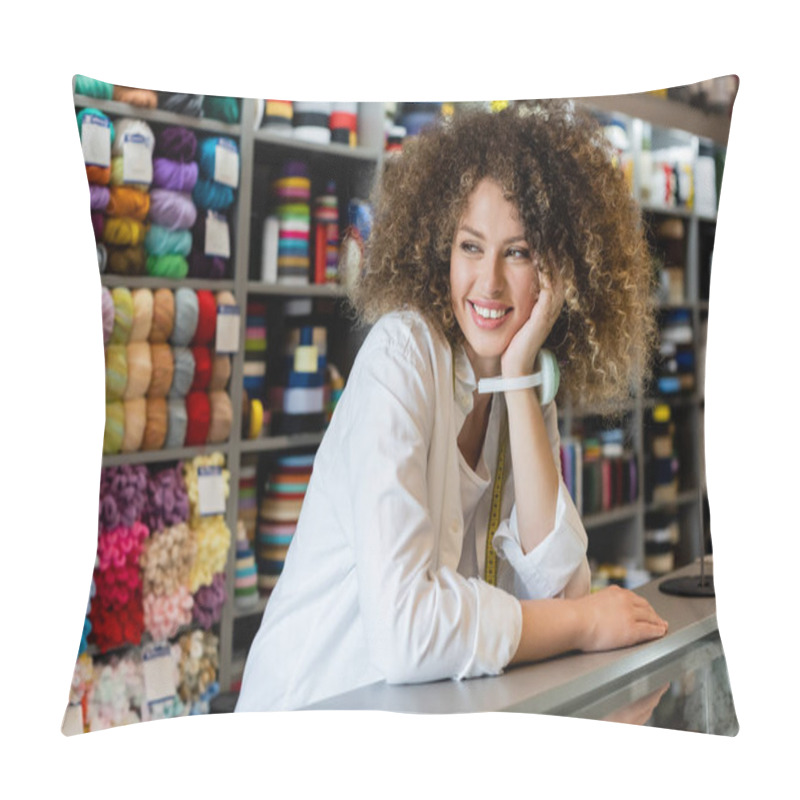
[501,267,566,378]
[577,585,669,652]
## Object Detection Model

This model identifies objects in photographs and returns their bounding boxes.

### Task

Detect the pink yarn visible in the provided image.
[143,586,193,641]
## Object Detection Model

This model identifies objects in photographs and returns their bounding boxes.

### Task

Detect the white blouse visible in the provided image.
[235,310,589,712]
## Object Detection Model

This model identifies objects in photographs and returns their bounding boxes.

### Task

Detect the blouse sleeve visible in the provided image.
[492,400,591,600]
[339,327,522,685]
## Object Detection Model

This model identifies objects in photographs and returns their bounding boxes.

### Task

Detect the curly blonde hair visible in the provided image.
[347,100,657,407]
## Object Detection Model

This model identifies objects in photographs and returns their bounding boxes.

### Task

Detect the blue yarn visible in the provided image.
[145,225,193,257]
[193,177,235,211]
[169,349,196,398]
[74,75,113,99]
[77,108,115,144]
[197,136,239,181]
[166,397,189,446]
[171,288,199,346]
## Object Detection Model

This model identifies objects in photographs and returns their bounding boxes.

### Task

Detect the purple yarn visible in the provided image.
[141,463,190,532]
[101,286,114,343]
[155,126,198,163]
[153,158,199,193]
[91,211,104,241]
[192,572,227,629]
[98,465,149,532]
[149,189,198,231]
[90,184,110,211]
[188,251,227,279]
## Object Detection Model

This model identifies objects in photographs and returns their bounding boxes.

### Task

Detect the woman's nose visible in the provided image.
[479,252,504,295]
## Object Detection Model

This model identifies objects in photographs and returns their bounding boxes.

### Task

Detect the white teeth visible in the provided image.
[472,303,508,320]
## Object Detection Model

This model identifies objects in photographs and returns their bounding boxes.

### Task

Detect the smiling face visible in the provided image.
[449,178,540,379]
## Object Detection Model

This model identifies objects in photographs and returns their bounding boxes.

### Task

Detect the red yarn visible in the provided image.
[184,391,211,445]
[192,290,217,346]
[190,346,212,391]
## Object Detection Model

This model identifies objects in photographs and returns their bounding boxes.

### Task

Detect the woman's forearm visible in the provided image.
[504,387,559,554]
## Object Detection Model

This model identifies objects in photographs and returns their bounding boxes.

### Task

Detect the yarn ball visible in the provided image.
[101,286,115,344]
[207,391,233,444]
[202,96,240,123]
[103,401,125,454]
[152,158,198,193]
[74,75,114,99]
[155,126,198,162]
[141,521,195,594]
[150,289,175,343]
[147,344,174,398]
[216,290,236,307]
[109,157,150,192]
[148,188,197,230]
[143,586,193,642]
[209,354,231,391]
[192,572,227,629]
[188,516,231,592]
[166,397,188,448]
[192,290,217,346]
[141,466,190,534]
[169,347,196,398]
[106,185,150,221]
[171,288,199,346]
[129,289,154,342]
[147,254,189,279]
[88,591,144,653]
[183,453,230,526]
[77,107,115,145]
[91,210,105,239]
[145,225,192,257]
[90,184,110,212]
[87,164,111,186]
[184,391,211,446]
[121,397,147,452]
[123,341,152,400]
[190,346,212,391]
[112,85,159,108]
[197,136,239,180]
[103,217,148,248]
[188,251,227,280]
[142,397,168,451]
[110,287,134,344]
[98,464,149,531]
[104,344,128,401]
[192,178,234,211]
[106,245,147,276]
[159,94,204,118]
[111,118,156,157]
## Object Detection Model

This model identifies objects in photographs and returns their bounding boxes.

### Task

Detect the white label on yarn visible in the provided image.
[214,141,239,188]
[216,305,241,354]
[198,466,226,516]
[81,116,111,167]
[205,211,231,258]
[122,133,153,185]
[142,643,177,706]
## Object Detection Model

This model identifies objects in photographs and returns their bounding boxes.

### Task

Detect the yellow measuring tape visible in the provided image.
[484,421,509,587]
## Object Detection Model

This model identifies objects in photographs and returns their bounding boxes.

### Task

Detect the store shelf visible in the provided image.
[74,94,242,136]
[646,489,700,514]
[102,443,232,468]
[101,275,236,292]
[253,128,382,162]
[246,280,346,298]
[583,503,640,530]
[239,432,325,454]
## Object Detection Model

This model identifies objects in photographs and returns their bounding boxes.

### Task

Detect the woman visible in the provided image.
[236,101,667,712]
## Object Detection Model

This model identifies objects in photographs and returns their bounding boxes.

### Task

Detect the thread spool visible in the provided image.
[184,391,211,446]
[207,391,233,443]
[121,398,147,452]
[103,401,125,454]
[148,188,198,231]
[148,344,175,398]
[142,397,168,451]
[150,289,175,343]
[171,288,199,346]
[166,398,188,448]
[123,341,153,400]
[130,289,154,342]
[169,347,196,397]
[106,186,151,221]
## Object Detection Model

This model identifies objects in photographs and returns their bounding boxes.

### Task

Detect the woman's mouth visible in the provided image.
[468,300,512,328]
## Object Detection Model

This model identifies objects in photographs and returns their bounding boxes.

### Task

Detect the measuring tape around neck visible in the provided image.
[484,420,509,587]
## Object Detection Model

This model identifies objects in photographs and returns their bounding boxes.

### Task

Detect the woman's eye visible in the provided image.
[507,247,531,260]
[460,241,480,254]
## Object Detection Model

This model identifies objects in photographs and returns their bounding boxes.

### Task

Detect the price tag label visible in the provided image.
[214,140,239,188]
[122,132,153,185]
[62,704,84,736]
[81,115,111,167]
[198,465,226,516]
[142,643,177,707]
[215,304,240,354]
[205,210,231,258]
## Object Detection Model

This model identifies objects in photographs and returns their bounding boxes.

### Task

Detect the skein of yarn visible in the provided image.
[150,289,176,343]
[148,189,198,231]
[113,85,159,108]
[155,126,198,163]
[74,75,114,99]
